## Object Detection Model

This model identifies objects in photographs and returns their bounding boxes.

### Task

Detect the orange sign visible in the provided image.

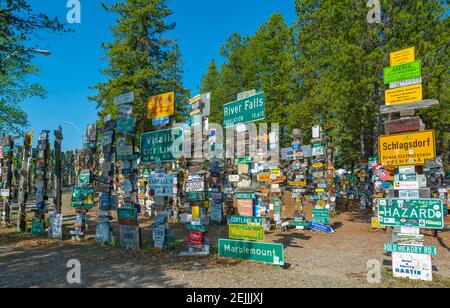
[147,92,175,119]
[378,130,436,167]
[385,84,422,105]
[258,173,271,182]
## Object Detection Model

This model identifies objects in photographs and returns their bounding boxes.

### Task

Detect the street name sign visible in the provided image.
[227,216,263,226]
[384,243,437,256]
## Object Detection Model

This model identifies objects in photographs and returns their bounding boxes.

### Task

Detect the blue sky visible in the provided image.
[23,0,297,151]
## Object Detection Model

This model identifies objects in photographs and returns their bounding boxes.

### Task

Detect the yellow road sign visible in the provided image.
[147,92,175,119]
[385,84,422,105]
[390,47,415,66]
[378,130,436,167]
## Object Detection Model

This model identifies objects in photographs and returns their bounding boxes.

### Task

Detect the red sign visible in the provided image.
[188,231,203,246]
[385,117,422,134]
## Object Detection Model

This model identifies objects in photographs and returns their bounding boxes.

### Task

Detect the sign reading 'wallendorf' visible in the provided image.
[378,130,436,167]
[223,92,265,128]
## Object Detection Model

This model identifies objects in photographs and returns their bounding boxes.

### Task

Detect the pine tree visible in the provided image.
[0,0,66,133]
[90,0,187,136]
[199,59,221,124]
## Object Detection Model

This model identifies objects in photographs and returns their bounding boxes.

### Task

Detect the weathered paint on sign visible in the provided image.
[147,92,175,119]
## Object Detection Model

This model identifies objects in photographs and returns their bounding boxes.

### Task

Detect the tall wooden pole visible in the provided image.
[17,132,32,232]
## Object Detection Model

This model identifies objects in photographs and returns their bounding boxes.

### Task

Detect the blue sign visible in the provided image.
[309,222,334,233]
[152,116,171,127]
[148,174,175,197]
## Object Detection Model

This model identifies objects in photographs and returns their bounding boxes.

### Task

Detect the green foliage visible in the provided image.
[0,0,66,134]
[199,0,449,168]
[90,0,189,136]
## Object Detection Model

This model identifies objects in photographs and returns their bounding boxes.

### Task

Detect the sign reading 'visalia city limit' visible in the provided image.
[223,92,265,128]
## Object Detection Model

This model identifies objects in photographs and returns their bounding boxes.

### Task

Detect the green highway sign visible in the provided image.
[312,209,330,225]
[227,216,263,226]
[218,239,284,266]
[116,118,136,133]
[290,220,309,227]
[384,60,421,84]
[186,224,206,233]
[384,243,437,256]
[378,198,444,229]
[140,128,183,163]
[223,92,265,128]
[235,192,256,200]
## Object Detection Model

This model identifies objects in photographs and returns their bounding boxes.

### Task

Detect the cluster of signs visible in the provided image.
[218,215,284,266]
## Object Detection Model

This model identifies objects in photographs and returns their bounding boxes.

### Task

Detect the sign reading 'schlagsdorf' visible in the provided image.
[223,92,265,128]
[218,239,284,266]
[140,128,183,163]
[378,198,444,229]
[378,130,436,166]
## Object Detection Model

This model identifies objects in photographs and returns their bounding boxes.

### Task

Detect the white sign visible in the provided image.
[114,92,135,105]
[392,252,432,281]
[394,181,419,190]
[152,226,165,243]
[389,78,422,89]
[228,175,240,183]
[0,189,10,197]
[399,190,420,199]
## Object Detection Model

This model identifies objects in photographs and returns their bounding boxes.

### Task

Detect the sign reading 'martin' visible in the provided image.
[223,92,265,128]
[378,130,436,166]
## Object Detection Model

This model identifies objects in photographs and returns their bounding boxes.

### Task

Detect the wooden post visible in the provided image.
[17,132,32,232]
[54,127,63,214]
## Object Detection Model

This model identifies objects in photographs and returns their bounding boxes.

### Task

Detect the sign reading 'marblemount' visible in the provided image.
[218,239,284,266]
[223,92,265,128]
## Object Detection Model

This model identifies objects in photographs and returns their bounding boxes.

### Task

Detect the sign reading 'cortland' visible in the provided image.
[378,130,436,167]
[223,92,265,128]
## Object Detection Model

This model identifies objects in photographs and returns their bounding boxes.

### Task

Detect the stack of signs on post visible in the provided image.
[219,215,283,265]
[118,208,140,249]
[34,131,50,228]
[378,198,444,281]
[384,48,423,106]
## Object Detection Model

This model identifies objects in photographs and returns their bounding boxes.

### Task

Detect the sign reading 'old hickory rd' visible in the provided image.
[378,198,444,229]
[223,92,265,128]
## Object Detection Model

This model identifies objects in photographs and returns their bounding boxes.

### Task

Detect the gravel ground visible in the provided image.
[0,210,448,288]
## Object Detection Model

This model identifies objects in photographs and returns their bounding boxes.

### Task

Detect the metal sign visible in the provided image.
[378,198,444,229]
[218,239,284,266]
[385,243,437,256]
[148,174,174,197]
[147,92,175,119]
[385,117,423,134]
[378,130,436,167]
[227,215,263,226]
[384,60,421,84]
[390,47,415,66]
[119,225,141,249]
[140,128,183,163]
[385,84,423,105]
[223,92,265,128]
[114,92,134,105]
[228,224,265,241]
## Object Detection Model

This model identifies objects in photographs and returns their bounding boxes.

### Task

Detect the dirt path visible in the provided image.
[0,211,448,288]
